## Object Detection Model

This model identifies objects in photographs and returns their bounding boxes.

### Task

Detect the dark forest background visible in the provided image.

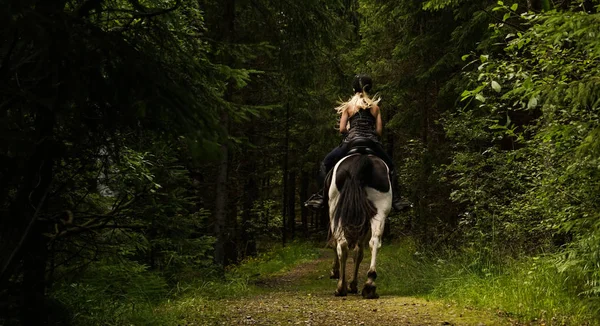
[1,0,600,324]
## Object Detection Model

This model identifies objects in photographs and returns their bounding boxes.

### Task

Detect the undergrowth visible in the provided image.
[49,238,600,325]
[378,238,600,325]
[49,241,319,325]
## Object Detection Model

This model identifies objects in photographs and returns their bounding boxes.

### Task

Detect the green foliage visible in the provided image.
[423,0,466,11]
[355,1,600,322]
[0,0,352,320]
[447,5,600,294]
[230,241,320,281]
[51,260,170,325]
[154,242,320,323]
[50,240,318,325]
[48,139,216,278]
[431,255,600,324]
[353,0,498,240]
[6,0,600,323]
[378,240,600,324]
[250,199,284,241]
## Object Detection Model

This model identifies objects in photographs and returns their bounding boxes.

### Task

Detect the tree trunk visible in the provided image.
[583,0,595,12]
[263,176,270,229]
[213,0,236,268]
[214,141,229,267]
[526,0,542,10]
[22,223,49,325]
[225,196,238,265]
[0,0,63,291]
[386,133,394,159]
[540,0,551,10]
[320,208,328,232]
[241,170,258,258]
[14,106,55,324]
[281,103,290,245]
[287,171,296,240]
[300,171,309,237]
[265,201,270,229]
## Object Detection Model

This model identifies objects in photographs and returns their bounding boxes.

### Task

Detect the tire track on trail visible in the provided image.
[198,249,513,326]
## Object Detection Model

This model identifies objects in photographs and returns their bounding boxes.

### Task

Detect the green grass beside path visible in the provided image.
[52,240,600,325]
[377,240,600,325]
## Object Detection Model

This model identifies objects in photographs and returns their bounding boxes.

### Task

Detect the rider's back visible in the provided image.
[346,106,379,142]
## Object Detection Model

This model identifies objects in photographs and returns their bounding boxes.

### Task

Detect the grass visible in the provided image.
[231,241,321,282]
[376,238,600,325]
[179,241,321,299]
[48,238,600,325]
[48,241,320,325]
[151,241,321,324]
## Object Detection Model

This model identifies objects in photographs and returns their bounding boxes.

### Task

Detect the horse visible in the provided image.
[325,148,392,299]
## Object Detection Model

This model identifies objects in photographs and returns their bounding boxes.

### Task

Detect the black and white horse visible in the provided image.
[326,153,392,299]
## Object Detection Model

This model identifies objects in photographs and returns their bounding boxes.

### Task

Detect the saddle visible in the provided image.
[345,137,380,158]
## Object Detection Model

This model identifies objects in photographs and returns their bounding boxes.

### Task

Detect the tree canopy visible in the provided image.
[1,0,600,324]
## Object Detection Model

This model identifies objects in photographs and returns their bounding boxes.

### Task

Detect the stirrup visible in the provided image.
[305,193,324,208]
[392,196,413,211]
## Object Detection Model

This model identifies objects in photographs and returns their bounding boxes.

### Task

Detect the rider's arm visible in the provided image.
[339,110,349,134]
[373,105,383,136]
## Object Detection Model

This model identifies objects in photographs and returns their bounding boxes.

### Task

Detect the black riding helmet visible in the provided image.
[352,74,372,93]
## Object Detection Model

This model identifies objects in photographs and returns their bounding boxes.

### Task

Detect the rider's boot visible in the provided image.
[305,163,327,209]
[390,169,412,211]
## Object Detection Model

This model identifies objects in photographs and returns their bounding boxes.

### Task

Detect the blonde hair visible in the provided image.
[335,92,381,117]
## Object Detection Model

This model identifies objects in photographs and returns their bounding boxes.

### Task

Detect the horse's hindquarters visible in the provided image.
[327,154,392,299]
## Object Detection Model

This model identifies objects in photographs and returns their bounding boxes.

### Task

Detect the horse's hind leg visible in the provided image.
[330,243,340,279]
[362,214,385,299]
[348,243,364,294]
[334,239,348,296]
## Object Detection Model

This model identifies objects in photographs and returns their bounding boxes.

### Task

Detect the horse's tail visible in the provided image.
[333,154,377,248]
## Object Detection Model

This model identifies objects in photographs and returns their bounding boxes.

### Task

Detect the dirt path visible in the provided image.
[197,249,511,326]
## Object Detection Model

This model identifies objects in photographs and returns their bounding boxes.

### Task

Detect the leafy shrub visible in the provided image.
[445,4,600,296]
[378,240,600,324]
[51,260,169,325]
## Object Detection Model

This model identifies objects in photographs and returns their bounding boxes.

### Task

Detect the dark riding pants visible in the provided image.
[323,141,395,173]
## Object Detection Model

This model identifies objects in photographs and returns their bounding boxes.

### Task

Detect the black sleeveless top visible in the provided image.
[345,107,379,142]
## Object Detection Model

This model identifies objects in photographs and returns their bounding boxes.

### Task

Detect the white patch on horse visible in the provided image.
[366,187,391,272]
[328,154,359,239]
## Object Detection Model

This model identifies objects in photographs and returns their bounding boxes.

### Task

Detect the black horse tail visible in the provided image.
[333,154,377,249]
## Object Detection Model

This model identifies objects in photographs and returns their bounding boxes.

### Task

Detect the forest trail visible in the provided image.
[197,249,512,326]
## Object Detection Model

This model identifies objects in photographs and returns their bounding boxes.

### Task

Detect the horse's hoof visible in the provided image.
[364,292,379,299]
[361,283,379,299]
[334,289,347,297]
[348,282,358,294]
[330,271,339,279]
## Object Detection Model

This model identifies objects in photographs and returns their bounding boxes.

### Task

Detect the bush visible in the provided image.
[377,239,600,324]
[51,260,169,325]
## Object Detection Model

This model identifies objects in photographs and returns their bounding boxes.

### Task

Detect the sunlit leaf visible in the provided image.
[527,96,538,109]
[491,81,502,93]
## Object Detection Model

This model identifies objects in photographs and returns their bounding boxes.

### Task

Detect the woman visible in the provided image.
[305,74,406,211]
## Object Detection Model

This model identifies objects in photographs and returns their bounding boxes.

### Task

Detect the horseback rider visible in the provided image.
[305,74,408,211]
